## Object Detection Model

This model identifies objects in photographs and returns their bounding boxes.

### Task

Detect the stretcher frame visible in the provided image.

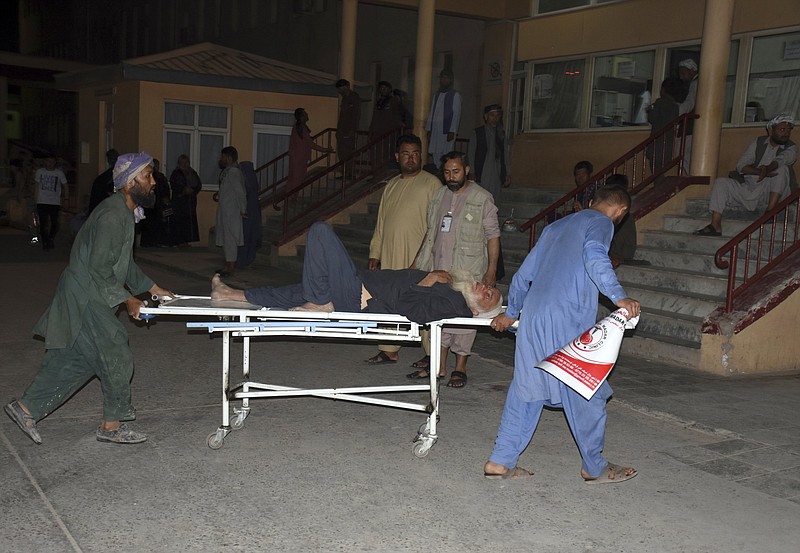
[141,296,494,457]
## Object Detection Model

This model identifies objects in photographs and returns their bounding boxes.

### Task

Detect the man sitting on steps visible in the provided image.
[694,114,796,236]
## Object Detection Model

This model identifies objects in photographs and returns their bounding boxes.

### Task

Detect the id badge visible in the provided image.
[440,212,453,232]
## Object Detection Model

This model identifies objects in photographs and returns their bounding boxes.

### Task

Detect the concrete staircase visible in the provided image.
[613,197,782,367]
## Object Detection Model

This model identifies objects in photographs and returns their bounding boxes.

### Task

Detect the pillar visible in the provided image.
[339,0,358,83]
[691,0,735,177]
[413,0,435,159]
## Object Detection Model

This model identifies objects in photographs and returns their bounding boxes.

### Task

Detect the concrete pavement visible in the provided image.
[1,227,799,552]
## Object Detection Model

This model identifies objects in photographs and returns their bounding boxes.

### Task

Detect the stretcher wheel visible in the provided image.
[412,441,431,458]
[207,431,225,450]
[231,412,247,430]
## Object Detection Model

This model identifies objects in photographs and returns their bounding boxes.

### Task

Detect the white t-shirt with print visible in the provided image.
[35,168,67,206]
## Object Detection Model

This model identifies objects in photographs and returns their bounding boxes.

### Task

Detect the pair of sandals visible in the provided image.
[407,365,467,388]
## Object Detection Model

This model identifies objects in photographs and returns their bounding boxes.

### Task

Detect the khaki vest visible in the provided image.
[416,182,491,280]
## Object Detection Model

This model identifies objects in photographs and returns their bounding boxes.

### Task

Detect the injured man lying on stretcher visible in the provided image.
[211,222,503,324]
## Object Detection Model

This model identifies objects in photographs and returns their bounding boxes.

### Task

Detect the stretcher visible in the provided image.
[140,296,497,457]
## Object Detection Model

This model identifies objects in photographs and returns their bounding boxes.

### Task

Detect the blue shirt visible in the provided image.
[507,209,627,403]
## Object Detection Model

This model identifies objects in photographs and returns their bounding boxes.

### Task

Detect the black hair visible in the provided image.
[221,146,238,162]
[594,185,631,209]
[604,173,629,188]
[440,151,468,168]
[574,160,593,174]
[396,134,422,151]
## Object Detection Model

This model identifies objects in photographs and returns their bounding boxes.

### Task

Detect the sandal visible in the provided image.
[583,462,638,484]
[410,355,430,369]
[365,351,397,365]
[693,224,721,236]
[406,369,443,380]
[446,371,468,388]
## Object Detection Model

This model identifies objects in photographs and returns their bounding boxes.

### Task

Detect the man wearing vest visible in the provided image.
[694,114,796,236]
[409,152,501,388]
[425,70,462,167]
[468,104,511,201]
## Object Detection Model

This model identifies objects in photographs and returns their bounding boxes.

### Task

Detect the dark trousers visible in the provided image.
[37,203,60,244]
[244,222,361,311]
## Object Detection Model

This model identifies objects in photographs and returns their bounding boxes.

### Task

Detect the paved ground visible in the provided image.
[2,228,799,552]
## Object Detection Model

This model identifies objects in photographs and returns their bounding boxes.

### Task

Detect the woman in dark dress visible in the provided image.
[139,159,172,247]
[169,154,202,247]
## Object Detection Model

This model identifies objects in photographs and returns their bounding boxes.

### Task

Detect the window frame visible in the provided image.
[162,100,231,190]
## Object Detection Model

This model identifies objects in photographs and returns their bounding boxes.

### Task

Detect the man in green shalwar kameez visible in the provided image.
[5,152,173,445]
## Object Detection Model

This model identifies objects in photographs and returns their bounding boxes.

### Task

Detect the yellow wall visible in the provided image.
[518,0,800,60]
[135,81,338,246]
[480,21,516,119]
[700,289,800,376]
[74,79,338,247]
[137,81,338,164]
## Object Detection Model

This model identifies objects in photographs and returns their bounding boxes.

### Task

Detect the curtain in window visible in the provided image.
[165,131,191,176]
[164,103,194,126]
[199,134,225,185]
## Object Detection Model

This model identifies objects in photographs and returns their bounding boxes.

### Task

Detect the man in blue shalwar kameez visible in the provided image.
[484,186,641,483]
[5,152,174,445]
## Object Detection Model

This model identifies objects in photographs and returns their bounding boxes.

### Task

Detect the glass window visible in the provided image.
[253,110,295,126]
[747,31,800,123]
[164,102,194,126]
[198,105,228,128]
[163,102,230,185]
[590,50,655,128]
[537,0,620,14]
[529,59,585,129]
[538,0,589,14]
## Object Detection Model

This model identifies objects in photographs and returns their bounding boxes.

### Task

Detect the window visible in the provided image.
[529,59,585,129]
[163,102,230,187]
[508,69,527,137]
[746,30,800,123]
[253,109,294,168]
[590,50,655,128]
[536,0,620,15]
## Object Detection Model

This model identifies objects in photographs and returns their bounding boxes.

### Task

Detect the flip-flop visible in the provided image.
[410,355,430,369]
[447,371,468,388]
[365,351,397,365]
[484,467,534,480]
[693,224,721,236]
[583,462,638,484]
[406,370,443,380]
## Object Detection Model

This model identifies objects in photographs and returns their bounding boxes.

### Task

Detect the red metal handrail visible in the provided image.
[519,113,697,249]
[254,128,336,204]
[714,189,800,312]
[270,127,405,244]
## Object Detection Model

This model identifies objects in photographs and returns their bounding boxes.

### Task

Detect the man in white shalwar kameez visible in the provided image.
[484,186,640,483]
[425,69,462,166]
[694,114,796,236]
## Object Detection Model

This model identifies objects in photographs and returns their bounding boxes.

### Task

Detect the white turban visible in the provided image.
[767,113,794,129]
[679,59,698,72]
[113,152,153,190]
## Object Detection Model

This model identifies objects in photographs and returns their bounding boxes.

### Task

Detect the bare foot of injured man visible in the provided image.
[211,274,247,302]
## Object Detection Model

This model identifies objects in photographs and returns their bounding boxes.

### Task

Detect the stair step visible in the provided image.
[615,264,730,297]
[612,282,721,318]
